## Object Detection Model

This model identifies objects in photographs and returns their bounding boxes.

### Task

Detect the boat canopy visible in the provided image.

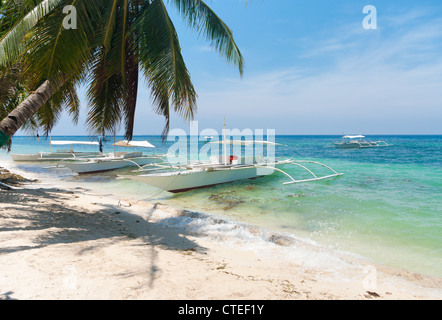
[51,140,99,146]
[342,135,365,139]
[112,140,156,148]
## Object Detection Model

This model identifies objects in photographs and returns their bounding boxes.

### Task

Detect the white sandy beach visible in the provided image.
[1,165,441,300]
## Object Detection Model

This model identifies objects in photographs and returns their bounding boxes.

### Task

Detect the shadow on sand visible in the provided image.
[0,186,207,298]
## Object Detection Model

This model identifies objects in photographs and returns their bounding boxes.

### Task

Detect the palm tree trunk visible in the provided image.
[0,80,58,147]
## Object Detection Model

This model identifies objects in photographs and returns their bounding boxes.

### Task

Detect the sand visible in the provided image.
[0,167,441,300]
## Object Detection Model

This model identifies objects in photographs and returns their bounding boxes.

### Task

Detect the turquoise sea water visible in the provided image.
[1,135,441,277]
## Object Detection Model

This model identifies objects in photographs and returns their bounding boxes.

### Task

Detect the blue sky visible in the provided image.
[48,0,442,136]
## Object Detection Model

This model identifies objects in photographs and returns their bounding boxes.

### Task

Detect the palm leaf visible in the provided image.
[0,0,63,67]
[32,77,79,135]
[86,47,124,136]
[121,18,139,141]
[136,0,197,127]
[168,0,244,75]
[23,0,105,87]
[122,45,138,140]
[103,0,120,55]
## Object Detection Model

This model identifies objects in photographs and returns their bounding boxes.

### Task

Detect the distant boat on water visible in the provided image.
[333,135,393,149]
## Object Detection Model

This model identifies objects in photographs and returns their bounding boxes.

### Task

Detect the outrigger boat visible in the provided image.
[10,140,102,161]
[333,135,392,149]
[120,140,343,193]
[60,140,163,174]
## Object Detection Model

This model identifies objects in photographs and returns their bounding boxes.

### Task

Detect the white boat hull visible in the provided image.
[126,165,283,193]
[334,141,391,149]
[63,157,159,174]
[334,142,370,149]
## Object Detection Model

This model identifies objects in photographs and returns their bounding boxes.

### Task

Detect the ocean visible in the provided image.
[1,135,441,278]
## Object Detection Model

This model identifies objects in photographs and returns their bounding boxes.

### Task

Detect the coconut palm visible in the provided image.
[0,0,82,145]
[0,64,36,131]
[0,0,243,147]
[0,64,31,150]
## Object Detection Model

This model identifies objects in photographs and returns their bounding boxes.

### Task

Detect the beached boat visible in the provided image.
[121,140,343,193]
[333,135,392,149]
[10,140,102,161]
[61,140,162,174]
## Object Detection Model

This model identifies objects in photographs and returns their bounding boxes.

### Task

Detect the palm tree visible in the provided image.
[0,63,34,150]
[0,0,243,147]
[0,63,38,131]
[0,0,81,145]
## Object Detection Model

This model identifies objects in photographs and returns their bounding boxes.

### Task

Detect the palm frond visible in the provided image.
[168,0,244,75]
[86,47,124,137]
[122,33,139,141]
[136,0,197,130]
[0,0,63,67]
[35,77,80,135]
[0,62,38,133]
[121,0,129,82]
[103,0,120,55]
[22,0,105,88]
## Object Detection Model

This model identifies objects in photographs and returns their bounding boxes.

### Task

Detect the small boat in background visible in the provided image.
[333,135,392,149]
[10,140,101,161]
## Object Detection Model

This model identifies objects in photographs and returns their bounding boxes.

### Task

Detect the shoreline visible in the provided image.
[0,164,441,299]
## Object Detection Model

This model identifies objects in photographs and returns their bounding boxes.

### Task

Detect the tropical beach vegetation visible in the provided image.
[0,0,243,147]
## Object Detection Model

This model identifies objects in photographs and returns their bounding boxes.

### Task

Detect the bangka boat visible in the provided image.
[60,140,162,174]
[10,140,102,161]
[120,140,343,193]
[333,135,392,149]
